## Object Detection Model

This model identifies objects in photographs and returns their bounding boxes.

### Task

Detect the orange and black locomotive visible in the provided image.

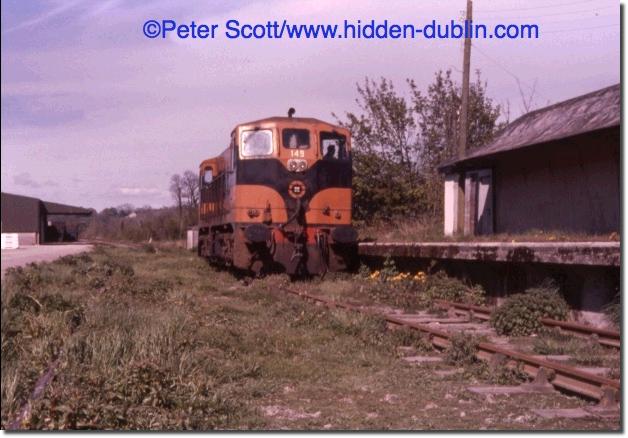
[197,112,357,275]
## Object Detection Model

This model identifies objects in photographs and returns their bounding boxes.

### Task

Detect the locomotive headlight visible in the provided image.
[288,159,307,172]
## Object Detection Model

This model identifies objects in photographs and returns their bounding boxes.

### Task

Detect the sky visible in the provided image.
[0,0,620,210]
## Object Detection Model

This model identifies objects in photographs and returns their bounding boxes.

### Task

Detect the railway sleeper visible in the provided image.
[280,287,620,403]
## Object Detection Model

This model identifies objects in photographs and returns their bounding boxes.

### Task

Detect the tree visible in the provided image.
[336,70,504,222]
[333,78,424,221]
[182,170,200,225]
[170,174,184,237]
[116,203,135,217]
[410,69,504,215]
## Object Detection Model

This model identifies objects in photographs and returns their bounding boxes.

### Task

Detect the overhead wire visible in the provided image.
[541,23,620,34]
[478,0,599,14]
[475,5,616,21]
[470,42,551,104]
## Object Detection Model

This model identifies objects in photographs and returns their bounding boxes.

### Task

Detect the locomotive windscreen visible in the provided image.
[241,129,273,157]
[282,129,310,149]
[320,132,347,160]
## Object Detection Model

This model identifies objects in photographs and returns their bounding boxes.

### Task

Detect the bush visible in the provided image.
[490,280,569,336]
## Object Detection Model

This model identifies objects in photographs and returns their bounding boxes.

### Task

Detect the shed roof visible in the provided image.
[43,200,92,215]
[440,83,620,170]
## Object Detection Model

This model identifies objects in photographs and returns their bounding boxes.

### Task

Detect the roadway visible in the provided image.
[1,244,93,277]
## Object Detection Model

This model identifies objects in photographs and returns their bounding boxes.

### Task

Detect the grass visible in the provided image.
[319,263,486,313]
[357,218,619,243]
[532,329,617,367]
[0,246,619,430]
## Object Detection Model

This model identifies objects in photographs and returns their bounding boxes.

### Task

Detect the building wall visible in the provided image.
[16,232,39,246]
[493,128,619,235]
[1,192,42,234]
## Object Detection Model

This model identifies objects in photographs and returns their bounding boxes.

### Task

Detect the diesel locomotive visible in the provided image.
[197,112,357,276]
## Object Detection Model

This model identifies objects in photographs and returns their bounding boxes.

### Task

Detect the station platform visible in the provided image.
[358,241,620,267]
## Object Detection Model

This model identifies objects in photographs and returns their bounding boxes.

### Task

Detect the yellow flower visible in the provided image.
[413,271,427,283]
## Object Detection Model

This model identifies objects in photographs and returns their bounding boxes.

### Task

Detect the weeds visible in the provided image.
[603,291,620,328]
[466,361,529,385]
[360,258,485,311]
[532,329,607,366]
[1,246,618,430]
[0,247,262,429]
[444,333,479,366]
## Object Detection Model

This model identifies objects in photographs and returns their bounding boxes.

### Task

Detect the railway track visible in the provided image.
[279,287,620,404]
[435,299,621,349]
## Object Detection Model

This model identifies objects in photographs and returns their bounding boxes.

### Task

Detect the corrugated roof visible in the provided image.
[441,83,620,170]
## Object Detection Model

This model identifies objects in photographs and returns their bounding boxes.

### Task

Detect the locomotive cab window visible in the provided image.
[241,129,273,157]
[320,132,347,160]
[282,129,310,149]
[202,168,213,185]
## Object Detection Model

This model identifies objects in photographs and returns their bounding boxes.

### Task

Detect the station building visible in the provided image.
[439,83,620,237]
[1,192,93,245]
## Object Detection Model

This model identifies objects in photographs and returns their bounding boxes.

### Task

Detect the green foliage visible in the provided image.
[357,263,371,278]
[422,272,486,306]
[360,262,485,312]
[469,361,529,385]
[603,291,620,328]
[490,280,570,336]
[82,205,188,243]
[445,333,479,366]
[389,328,433,354]
[379,255,399,282]
[336,70,504,221]
[533,328,606,366]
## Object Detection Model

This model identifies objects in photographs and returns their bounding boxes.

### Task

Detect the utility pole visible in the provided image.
[457,0,472,234]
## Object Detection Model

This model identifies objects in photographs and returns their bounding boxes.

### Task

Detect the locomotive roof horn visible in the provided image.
[288,107,296,118]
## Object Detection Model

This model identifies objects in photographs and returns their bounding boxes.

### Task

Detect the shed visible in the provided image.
[1,192,93,245]
[439,83,620,237]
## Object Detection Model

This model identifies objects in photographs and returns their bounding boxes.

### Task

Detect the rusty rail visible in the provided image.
[281,287,620,402]
[435,299,621,349]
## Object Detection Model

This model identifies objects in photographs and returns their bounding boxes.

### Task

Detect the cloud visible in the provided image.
[118,187,167,196]
[13,172,41,188]
[12,172,59,188]
[0,0,619,211]
[1,93,86,128]
[2,0,83,34]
